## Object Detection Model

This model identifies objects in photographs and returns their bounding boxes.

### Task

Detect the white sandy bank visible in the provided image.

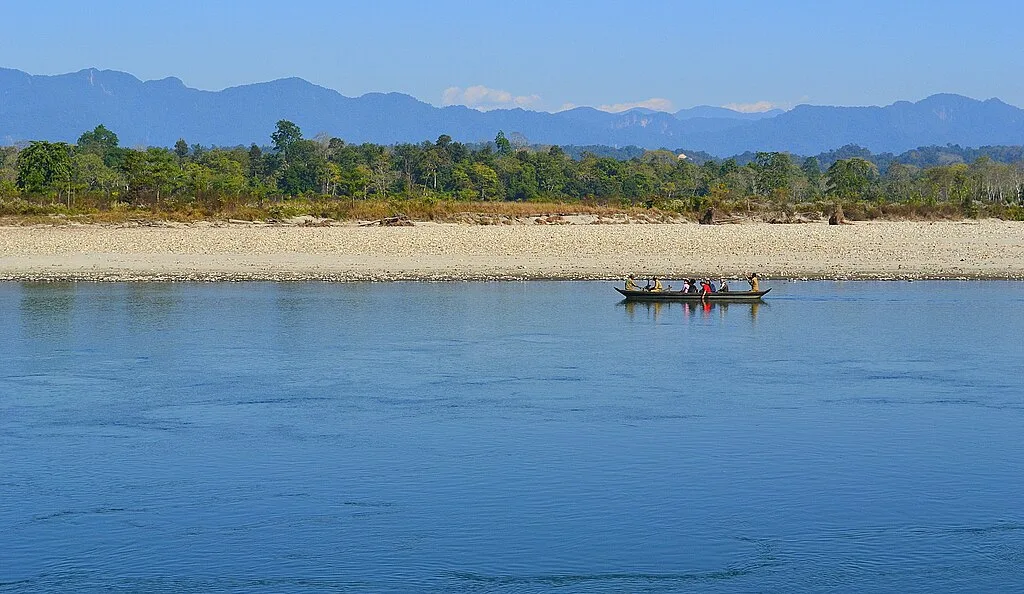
[0,220,1022,281]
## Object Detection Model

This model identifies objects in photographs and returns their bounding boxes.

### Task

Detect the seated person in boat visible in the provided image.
[646,277,663,292]
[625,275,640,290]
[719,278,729,292]
[700,280,713,295]
[747,273,760,292]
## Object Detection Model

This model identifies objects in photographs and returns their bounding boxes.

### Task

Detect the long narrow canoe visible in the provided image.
[615,287,771,301]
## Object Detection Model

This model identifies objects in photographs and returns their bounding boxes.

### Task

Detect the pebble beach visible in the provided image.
[1,219,1022,281]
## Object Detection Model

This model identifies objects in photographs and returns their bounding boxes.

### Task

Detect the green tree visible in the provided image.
[622,165,656,201]
[77,125,119,160]
[640,150,677,167]
[826,158,879,199]
[923,164,970,205]
[668,160,699,199]
[573,154,619,198]
[271,120,303,153]
[884,163,919,202]
[494,131,512,156]
[0,146,19,196]
[420,145,447,191]
[535,147,568,197]
[16,141,74,198]
[947,163,972,213]
[182,162,213,198]
[277,139,325,195]
[801,156,821,179]
[800,157,823,199]
[753,152,793,197]
[174,139,190,162]
[469,162,500,200]
[123,147,180,204]
[72,152,122,199]
[247,144,265,185]
[506,158,539,200]
[970,156,1018,203]
[393,143,419,194]
[722,162,755,200]
[369,151,394,198]
[451,163,474,199]
[323,162,343,196]
[202,151,248,196]
[719,158,739,176]
[339,164,372,198]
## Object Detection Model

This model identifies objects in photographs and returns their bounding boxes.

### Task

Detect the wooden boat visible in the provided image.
[615,287,771,301]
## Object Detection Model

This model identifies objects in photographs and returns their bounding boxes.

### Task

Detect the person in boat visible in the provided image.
[642,277,662,291]
[719,278,730,292]
[625,275,640,291]
[700,279,713,295]
[687,279,700,294]
[747,273,760,292]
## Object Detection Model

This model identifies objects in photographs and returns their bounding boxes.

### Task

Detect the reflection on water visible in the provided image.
[19,283,188,338]
[621,298,761,323]
[19,282,76,340]
[2,280,1023,593]
[125,283,181,329]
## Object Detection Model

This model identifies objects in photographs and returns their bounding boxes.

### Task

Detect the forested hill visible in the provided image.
[2,67,1024,155]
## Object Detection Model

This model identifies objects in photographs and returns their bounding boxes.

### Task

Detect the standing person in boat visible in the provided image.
[747,273,760,292]
[719,278,730,292]
[625,275,640,291]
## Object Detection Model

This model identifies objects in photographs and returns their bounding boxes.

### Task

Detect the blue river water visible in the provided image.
[1,280,1022,593]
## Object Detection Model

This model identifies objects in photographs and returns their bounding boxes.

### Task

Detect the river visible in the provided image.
[2,281,1022,592]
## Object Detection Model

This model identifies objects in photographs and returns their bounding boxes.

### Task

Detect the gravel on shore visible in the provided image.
[1,220,1022,281]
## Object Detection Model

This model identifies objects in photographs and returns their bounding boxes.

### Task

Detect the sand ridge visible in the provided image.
[0,220,1022,281]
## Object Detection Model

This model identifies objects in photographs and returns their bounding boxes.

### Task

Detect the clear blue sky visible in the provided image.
[3,0,1022,112]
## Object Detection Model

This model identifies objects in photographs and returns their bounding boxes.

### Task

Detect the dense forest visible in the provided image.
[2,121,1023,221]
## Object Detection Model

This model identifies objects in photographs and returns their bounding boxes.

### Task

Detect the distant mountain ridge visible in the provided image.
[674,105,783,120]
[2,67,1023,156]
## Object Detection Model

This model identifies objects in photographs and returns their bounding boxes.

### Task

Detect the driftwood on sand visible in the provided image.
[360,215,415,227]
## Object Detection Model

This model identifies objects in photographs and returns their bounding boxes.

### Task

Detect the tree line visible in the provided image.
[2,121,1023,218]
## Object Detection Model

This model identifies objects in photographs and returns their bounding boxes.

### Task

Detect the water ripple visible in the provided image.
[448,564,776,588]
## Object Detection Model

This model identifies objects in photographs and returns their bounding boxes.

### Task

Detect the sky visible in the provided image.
[2,0,1022,113]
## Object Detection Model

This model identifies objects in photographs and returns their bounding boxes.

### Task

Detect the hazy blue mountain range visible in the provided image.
[674,105,783,120]
[2,68,1023,156]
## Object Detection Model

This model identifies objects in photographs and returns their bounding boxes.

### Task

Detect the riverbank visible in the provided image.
[1,219,1022,281]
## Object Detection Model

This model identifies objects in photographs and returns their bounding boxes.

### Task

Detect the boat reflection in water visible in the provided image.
[620,298,762,323]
